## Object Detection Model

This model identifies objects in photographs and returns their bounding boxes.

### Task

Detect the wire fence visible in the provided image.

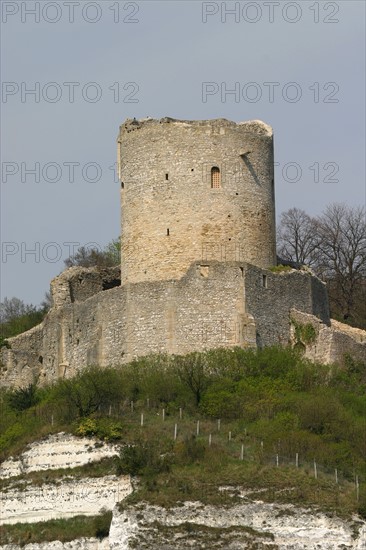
[29,398,364,501]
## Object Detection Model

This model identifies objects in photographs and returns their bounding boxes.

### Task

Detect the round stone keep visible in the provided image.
[118,117,276,284]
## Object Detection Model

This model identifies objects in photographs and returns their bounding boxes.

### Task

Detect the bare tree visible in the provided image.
[175,352,210,406]
[315,204,366,323]
[277,203,366,327]
[277,208,319,266]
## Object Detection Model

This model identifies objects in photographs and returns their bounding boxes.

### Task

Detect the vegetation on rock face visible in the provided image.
[291,319,317,346]
[269,264,293,273]
[1,347,365,519]
[0,512,113,546]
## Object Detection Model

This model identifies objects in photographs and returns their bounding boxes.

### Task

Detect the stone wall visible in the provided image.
[119,117,276,285]
[51,266,121,309]
[1,108,364,387]
[244,266,330,348]
[3,262,359,389]
[290,309,366,366]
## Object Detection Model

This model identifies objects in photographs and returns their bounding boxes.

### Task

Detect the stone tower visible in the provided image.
[1,117,364,389]
[118,117,276,285]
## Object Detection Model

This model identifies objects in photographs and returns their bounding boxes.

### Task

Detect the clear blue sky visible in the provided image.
[1,0,365,305]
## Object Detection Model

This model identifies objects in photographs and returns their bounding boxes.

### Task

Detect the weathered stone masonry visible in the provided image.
[1,118,364,387]
[119,117,276,284]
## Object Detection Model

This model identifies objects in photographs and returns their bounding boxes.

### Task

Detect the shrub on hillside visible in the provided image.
[6,383,40,412]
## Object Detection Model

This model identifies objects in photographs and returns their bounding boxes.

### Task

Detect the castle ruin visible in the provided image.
[1,118,365,387]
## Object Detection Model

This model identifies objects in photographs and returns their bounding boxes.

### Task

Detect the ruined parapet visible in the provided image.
[330,319,366,344]
[0,323,44,388]
[118,117,276,285]
[290,309,366,366]
[51,266,121,309]
[244,266,330,349]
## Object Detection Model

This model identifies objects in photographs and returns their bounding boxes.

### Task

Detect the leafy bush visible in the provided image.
[53,366,124,419]
[76,418,98,437]
[0,337,10,349]
[6,383,40,412]
[117,440,172,477]
[200,379,240,418]
[93,510,112,539]
[76,417,124,441]
[174,436,206,464]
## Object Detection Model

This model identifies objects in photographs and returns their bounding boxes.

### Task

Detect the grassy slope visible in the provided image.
[0,347,365,544]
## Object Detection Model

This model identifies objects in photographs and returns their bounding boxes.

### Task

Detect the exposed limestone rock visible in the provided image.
[0,539,109,549]
[0,433,120,479]
[109,501,366,550]
[1,475,131,525]
[0,433,130,547]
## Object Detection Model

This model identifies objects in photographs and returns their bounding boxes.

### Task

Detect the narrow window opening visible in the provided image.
[167,228,170,236]
[211,166,221,188]
[262,274,268,288]
[121,181,124,189]
[191,168,194,172]
[165,173,169,180]
[240,267,244,277]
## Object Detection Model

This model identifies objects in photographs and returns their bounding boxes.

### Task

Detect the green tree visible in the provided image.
[0,296,50,343]
[53,366,123,419]
[64,238,121,268]
[6,383,40,412]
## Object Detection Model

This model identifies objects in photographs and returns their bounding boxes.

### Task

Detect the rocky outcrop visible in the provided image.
[109,500,366,550]
[0,540,109,549]
[0,433,120,479]
[0,433,132,526]
[1,434,365,549]
[1,475,131,525]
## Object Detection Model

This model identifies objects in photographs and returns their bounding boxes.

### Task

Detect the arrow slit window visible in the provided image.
[211,166,221,189]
